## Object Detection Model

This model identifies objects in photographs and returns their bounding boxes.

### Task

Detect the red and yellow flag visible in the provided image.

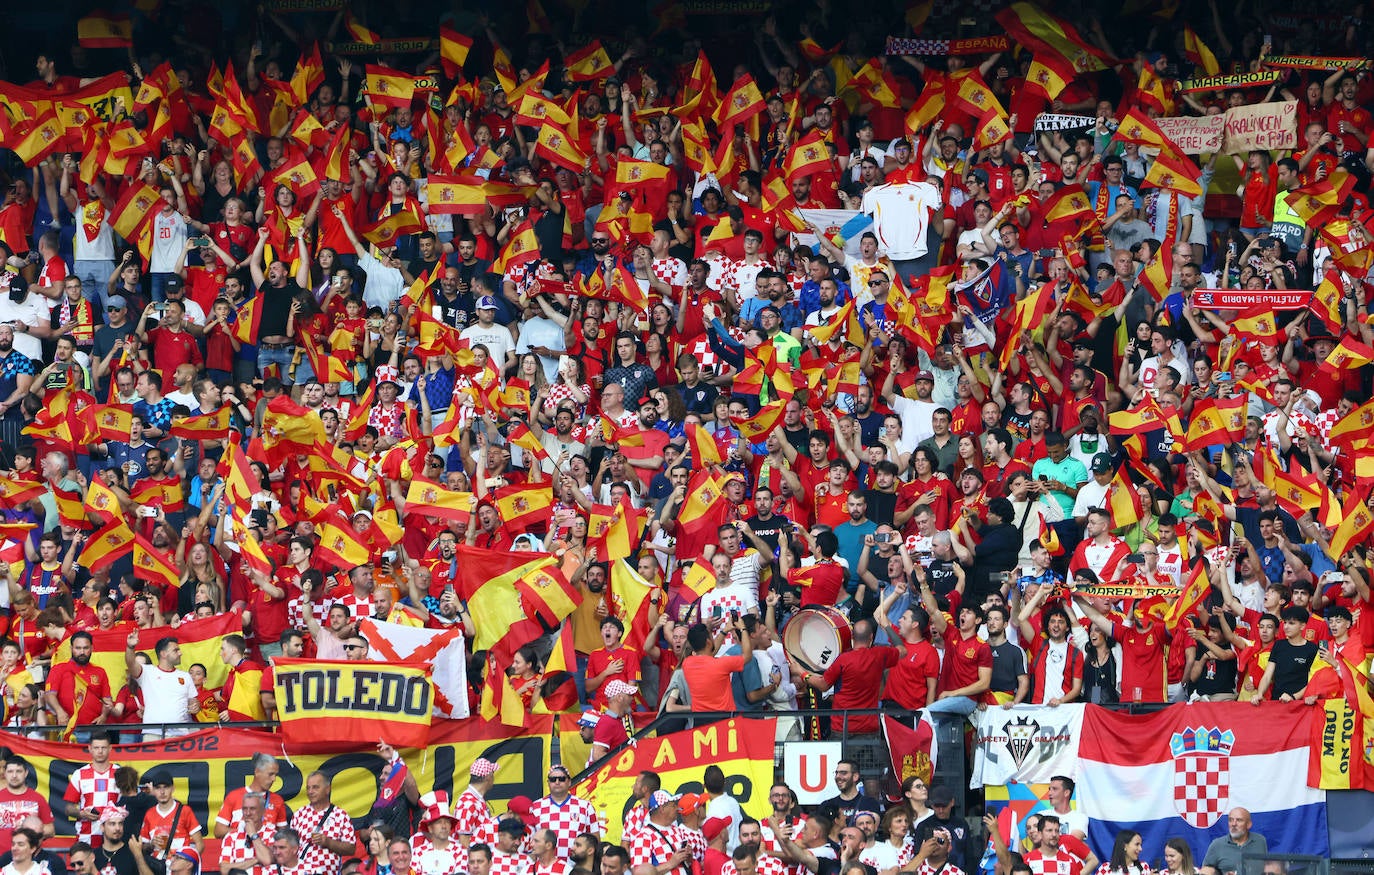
[439,26,473,78]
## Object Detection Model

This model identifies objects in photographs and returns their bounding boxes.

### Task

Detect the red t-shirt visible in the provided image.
[885,638,940,709]
[940,627,993,699]
[681,653,745,711]
[146,326,203,373]
[822,646,898,734]
[791,562,846,607]
[1111,618,1168,703]
[585,644,641,708]
[47,660,111,724]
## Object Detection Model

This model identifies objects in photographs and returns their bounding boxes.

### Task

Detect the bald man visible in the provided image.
[1201,808,1267,875]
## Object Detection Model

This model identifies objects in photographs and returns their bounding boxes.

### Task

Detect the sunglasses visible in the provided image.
[548,774,570,782]
[868,278,888,286]
[342,644,366,652]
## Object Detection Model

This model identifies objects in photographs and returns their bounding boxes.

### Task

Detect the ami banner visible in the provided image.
[272,658,434,748]
[7,720,552,836]
[576,717,776,843]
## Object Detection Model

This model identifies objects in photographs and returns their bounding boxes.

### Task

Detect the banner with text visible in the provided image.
[1190,288,1312,310]
[971,704,1085,788]
[274,658,434,748]
[576,717,775,843]
[1223,100,1299,153]
[1154,115,1225,154]
[6,720,552,837]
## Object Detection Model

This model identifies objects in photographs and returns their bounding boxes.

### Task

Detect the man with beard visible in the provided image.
[818,762,881,827]
[90,808,139,875]
[847,384,885,445]
[726,819,785,875]
[571,834,600,872]
[125,634,199,739]
[528,405,586,476]
[617,396,669,490]
[46,631,113,735]
[133,446,186,532]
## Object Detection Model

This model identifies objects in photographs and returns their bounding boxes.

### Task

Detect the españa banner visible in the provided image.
[273,658,433,749]
[576,717,776,843]
[6,720,552,838]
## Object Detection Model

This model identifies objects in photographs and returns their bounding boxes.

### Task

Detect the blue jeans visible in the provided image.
[73,259,116,308]
[149,272,174,303]
[925,695,979,718]
[257,345,294,380]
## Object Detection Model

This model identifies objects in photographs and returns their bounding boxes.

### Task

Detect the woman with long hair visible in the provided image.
[1098,829,1151,875]
[542,357,591,422]
[177,542,226,616]
[508,644,545,712]
[1160,838,1197,875]
[900,775,935,832]
[4,684,49,730]
[512,352,550,409]
[359,823,396,875]
[365,310,406,372]
[952,433,982,480]
[644,332,676,389]
[1082,624,1121,705]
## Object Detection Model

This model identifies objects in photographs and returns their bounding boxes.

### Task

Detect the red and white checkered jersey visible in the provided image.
[489,851,530,875]
[722,854,788,875]
[334,593,375,621]
[288,596,330,631]
[531,859,574,875]
[1025,850,1084,875]
[1096,864,1152,875]
[274,861,325,875]
[219,820,278,874]
[680,827,707,864]
[526,794,598,860]
[652,258,688,292]
[411,836,468,875]
[453,787,495,839]
[625,823,687,871]
[290,802,357,875]
[62,764,121,844]
[761,818,809,875]
[622,803,649,838]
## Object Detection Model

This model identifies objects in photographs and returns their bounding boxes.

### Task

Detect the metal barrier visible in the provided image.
[1242,853,1329,875]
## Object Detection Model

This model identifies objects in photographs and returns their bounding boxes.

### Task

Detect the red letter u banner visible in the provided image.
[273,658,433,748]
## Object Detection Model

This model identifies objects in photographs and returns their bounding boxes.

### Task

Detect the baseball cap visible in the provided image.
[1070,333,1094,348]
[702,816,731,841]
[930,785,956,807]
[604,680,638,699]
[146,769,174,787]
[677,792,703,815]
[106,295,129,310]
[648,790,679,811]
[1090,453,1114,474]
[171,849,201,870]
[577,710,601,729]
[476,295,498,310]
[968,168,990,185]
[914,370,934,382]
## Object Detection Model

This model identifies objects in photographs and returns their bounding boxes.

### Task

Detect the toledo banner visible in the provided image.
[577,717,775,843]
[7,720,552,837]
[273,658,433,748]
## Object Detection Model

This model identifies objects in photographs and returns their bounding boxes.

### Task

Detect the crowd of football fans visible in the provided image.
[0,0,1368,873]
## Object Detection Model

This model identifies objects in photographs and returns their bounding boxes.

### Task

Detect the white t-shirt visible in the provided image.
[861,182,942,261]
[140,664,198,725]
[150,211,188,274]
[0,292,48,360]
[459,323,516,369]
[74,201,116,262]
[889,393,938,448]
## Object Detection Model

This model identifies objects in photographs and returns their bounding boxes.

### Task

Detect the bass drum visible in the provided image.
[782,605,854,673]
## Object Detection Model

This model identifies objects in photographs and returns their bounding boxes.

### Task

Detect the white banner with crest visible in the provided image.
[970,704,1085,788]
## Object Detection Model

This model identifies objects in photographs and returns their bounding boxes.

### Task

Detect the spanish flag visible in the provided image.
[11,108,66,168]
[320,123,351,182]
[404,479,473,523]
[288,43,325,105]
[233,294,261,345]
[425,174,487,215]
[995,2,1113,75]
[1143,149,1201,198]
[805,299,866,348]
[1310,270,1346,331]
[481,651,528,727]
[1136,252,1173,304]
[681,560,716,598]
[685,421,723,468]
[80,517,135,571]
[609,559,658,653]
[1182,26,1220,76]
[1041,185,1098,228]
[973,109,1013,151]
[314,520,372,568]
[1115,108,1174,152]
[566,40,615,81]
[77,11,133,48]
[169,405,232,440]
[1106,471,1145,528]
[1180,396,1245,451]
[1231,307,1279,344]
[1024,56,1073,101]
[492,483,555,533]
[83,478,123,525]
[587,501,641,562]
[508,423,550,465]
[439,26,473,78]
[344,11,380,45]
[783,130,833,182]
[260,395,327,459]
[515,93,571,127]
[90,404,133,442]
[515,561,582,627]
[733,401,787,443]
[714,74,765,129]
[132,534,180,590]
[493,222,541,274]
[1319,336,1374,377]
[454,546,557,653]
[534,122,588,173]
[0,476,44,507]
[53,487,88,530]
[362,209,424,249]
